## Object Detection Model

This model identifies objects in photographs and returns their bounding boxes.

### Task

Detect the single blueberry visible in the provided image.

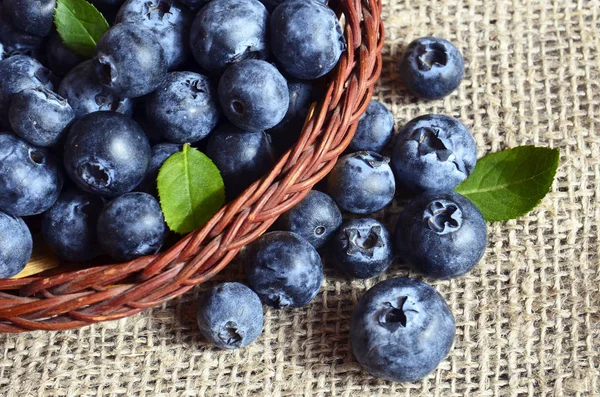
[64,112,151,197]
[349,100,395,153]
[0,55,53,128]
[271,0,346,80]
[350,277,456,382]
[137,143,183,194]
[146,72,220,144]
[327,151,396,214]
[93,23,168,98]
[0,210,33,278]
[189,0,269,74]
[205,124,275,200]
[97,192,167,262]
[58,60,135,119]
[46,32,85,78]
[4,0,56,38]
[218,60,289,132]
[391,114,477,194]
[41,188,104,262]
[333,218,393,279]
[278,190,342,249]
[399,37,464,100]
[9,87,75,147]
[395,191,487,279]
[197,282,264,350]
[0,6,44,61]
[115,0,192,69]
[245,231,324,308]
[0,133,64,217]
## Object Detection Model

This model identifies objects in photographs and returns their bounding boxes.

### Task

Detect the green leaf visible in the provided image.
[455,146,560,222]
[54,0,109,58]
[157,144,226,234]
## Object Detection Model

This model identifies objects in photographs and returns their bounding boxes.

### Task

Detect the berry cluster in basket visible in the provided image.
[197,36,481,383]
[0,0,346,277]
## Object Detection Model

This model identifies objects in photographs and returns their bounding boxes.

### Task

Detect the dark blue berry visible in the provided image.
[115,0,192,69]
[350,277,455,382]
[64,112,151,197]
[137,143,182,194]
[0,55,53,128]
[245,231,323,308]
[0,133,64,217]
[0,6,44,61]
[205,124,275,200]
[399,37,464,100]
[327,151,396,214]
[58,60,134,119]
[218,60,289,132]
[395,191,487,279]
[349,100,395,153]
[93,23,168,98]
[271,0,346,80]
[9,87,75,147]
[146,72,220,144]
[97,192,167,262]
[0,210,32,278]
[333,218,393,279]
[278,190,341,249]
[41,189,104,262]
[197,282,264,350]
[4,0,56,38]
[46,32,85,78]
[391,114,477,194]
[190,0,269,74]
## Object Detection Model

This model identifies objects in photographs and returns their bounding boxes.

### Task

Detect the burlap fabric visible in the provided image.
[2,0,599,395]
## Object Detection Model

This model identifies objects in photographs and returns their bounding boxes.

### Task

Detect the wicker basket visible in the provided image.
[0,0,384,333]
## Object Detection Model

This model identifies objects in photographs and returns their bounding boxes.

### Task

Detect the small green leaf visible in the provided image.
[157,144,226,234]
[54,0,109,58]
[455,146,560,222]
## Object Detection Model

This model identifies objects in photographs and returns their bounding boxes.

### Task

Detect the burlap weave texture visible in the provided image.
[1,0,599,395]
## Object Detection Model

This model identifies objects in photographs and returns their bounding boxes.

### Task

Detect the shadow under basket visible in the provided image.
[0,0,385,333]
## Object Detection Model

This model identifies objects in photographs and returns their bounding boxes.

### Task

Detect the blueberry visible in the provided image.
[333,218,393,279]
[0,55,53,128]
[245,231,323,308]
[278,190,341,249]
[0,133,64,217]
[9,87,75,147]
[97,192,167,262]
[115,0,192,69]
[46,32,85,78]
[0,6,44,61]
[41,189,104,262]
[349,100,395,153]
[205,124,275,200]
[219,60,289,132]
[0,210,32,278]
[93,23,168,98]
[350,277,455,382]
[391,114,477,194]
[197,282,264,350]
[396,191,487,279]
[137,143,182,193]
[399,37,464,100]
[64,112,151,197]
[58,60,135,118]
[190,0,269,74]
[4,0,56,38]
[271,0,346,80]
[146,72,220,144]
[327,151,396,214]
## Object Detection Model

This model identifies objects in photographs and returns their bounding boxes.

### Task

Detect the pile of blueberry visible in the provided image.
[0,0,346,277]
[198,37,486,384]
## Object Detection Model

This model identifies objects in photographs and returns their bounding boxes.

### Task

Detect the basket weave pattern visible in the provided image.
[0,0,384,333]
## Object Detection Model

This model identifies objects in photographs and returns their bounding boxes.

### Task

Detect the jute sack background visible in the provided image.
[1,0,599,395]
